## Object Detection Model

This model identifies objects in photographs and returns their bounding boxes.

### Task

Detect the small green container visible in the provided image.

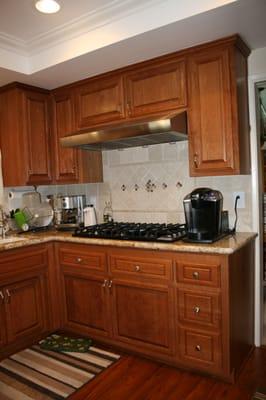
[14,210,29,231]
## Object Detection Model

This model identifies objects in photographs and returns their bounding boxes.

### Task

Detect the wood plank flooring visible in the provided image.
[69,347,266,400]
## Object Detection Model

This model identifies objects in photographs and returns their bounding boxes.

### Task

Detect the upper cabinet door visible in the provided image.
[188,48,240,176]
[24,91,52,184]
[52,91,79,183]
[125,60,187,118]
[75,75,125,129]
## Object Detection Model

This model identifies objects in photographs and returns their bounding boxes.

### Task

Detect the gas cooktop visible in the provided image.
[73,222,187,242]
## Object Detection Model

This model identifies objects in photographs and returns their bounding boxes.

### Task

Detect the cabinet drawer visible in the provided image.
[59,246,106,273]
[179,327,222,370]
[176,261,221,288]
[0,247,47,276]
[110,254,172,281]
[178,289,221,330]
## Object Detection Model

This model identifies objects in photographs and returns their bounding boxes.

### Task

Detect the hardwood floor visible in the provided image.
[69,347,266,400]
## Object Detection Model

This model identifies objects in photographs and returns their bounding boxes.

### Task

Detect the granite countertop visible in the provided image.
[0,230,257,255]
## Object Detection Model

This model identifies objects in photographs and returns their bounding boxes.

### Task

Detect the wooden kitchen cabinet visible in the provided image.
[0,83,52,186]
[109,249,175,355]
[187,37,250,176]
[0,300,7,348]
[23,89,52,184]
[111,280,175,355]
[59,244,111,338]
[125,59,187,117]
[57,240,254,382]
[51,89,103,183]
[62,272,111,337]
[74,75,125,129]
[0,245,52,359]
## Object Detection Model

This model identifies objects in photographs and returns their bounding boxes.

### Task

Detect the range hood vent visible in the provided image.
[61,111,188,151]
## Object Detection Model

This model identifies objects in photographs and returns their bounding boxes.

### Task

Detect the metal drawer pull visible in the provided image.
[193,271,199,279]
[0,291,4,303]
[108,280,113,288]
[102,279,108,288]
[135,265,140,272]
[76,257,82,263]
[6,289,11,303]
[195,345,201,352]
[193,306,200,314]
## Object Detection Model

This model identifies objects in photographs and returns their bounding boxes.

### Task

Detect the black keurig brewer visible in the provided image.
[183,188,227,243]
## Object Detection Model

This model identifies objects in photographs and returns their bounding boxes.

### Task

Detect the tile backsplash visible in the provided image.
[3,142,252,232]
[102,142,252,231]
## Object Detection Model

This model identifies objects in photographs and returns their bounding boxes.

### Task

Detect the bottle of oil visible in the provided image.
[103,201,113,223]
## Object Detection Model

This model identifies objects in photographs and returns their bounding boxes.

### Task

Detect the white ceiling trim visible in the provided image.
[0,32,27,56]
[28,0,165,54]
[0,0,239,75]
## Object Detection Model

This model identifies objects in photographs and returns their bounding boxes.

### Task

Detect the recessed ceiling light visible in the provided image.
[35,0,61,14]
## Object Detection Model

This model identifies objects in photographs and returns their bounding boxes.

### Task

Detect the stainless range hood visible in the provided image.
[60,111,188,151]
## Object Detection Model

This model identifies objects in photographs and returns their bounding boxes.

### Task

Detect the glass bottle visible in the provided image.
[103,201,113,223]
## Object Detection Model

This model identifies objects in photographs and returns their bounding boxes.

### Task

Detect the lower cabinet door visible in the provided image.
[5,274,48,343]
[0,299,7,348]
[62,272,110,337]
[112,280,174,355]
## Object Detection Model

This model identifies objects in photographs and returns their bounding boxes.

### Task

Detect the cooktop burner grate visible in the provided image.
[73,222,187,242]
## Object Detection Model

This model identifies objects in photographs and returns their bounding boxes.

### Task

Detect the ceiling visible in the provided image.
[0,0,265,89]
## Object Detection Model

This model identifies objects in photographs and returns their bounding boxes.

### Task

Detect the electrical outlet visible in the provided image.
[233,191,245,209]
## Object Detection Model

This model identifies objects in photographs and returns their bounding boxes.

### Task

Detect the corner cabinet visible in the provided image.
[51,89,103,184]
[187,39,251,176]
[0,245,53,359]
[0,84,52,186]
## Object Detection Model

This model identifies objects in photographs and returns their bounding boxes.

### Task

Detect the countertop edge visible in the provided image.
[0,231,258,255]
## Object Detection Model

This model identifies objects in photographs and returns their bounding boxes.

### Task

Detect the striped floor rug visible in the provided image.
[0,342,120,400]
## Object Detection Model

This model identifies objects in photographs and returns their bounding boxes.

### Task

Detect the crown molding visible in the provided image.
[0,32,27,56]
[27,0,163,54]
[0,0,162,57]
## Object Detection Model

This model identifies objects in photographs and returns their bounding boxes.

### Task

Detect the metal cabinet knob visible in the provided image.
[108,280,113,288]
[135,265,140,272]
[76,257,82,263]
[195,345,201,352]
[193,271,199,279]
[193,306,200,314]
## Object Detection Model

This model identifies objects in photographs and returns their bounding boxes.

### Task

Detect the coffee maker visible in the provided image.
[53,195,86,230]
[183,188,227,243]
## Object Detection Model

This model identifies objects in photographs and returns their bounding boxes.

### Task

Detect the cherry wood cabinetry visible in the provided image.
[0,245,54,359]
[57,240,254,382]
[58,244,175,357]
[0,84,52,186]
[175,253,224,375]
[110,249,175,355]
[175,242,254,380]
[74,75,125,129]
[23,90,52,184]
[188,39,250,176]
[125,59,186,118]
[51,89,103,183]
[59,244,110,338]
